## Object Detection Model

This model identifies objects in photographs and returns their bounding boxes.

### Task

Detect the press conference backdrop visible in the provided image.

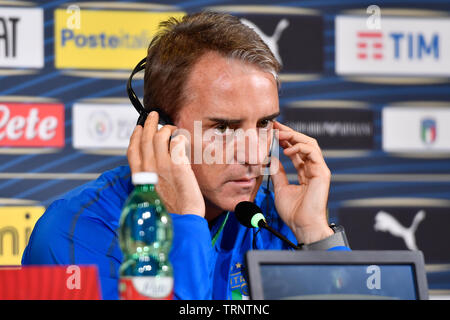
[0,0,449,299]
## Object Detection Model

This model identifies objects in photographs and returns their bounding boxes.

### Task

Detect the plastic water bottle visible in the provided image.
[118,172,174,300]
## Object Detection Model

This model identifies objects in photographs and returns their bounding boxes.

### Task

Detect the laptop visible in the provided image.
[246,250,429,300]
[0,265,102,300]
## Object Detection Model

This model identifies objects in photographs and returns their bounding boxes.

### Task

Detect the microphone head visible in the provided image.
[234,201,266,228]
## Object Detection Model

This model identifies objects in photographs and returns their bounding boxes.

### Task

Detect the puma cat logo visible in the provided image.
[374,210,426,251]
[240,18,290,65]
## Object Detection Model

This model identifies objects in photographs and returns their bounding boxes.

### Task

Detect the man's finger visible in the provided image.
[169,134,190,166]
[281,139,304,171]
[273,120,294,132]
[141,111,159,151]
[283,142,325,165]
[127,125,143,174]
[140,111,160,172]
[275,122,319,148]
[153,125,178,170]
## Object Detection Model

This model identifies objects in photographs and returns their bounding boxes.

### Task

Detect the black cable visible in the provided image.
[127,57,174,127]
[252,174,271,250]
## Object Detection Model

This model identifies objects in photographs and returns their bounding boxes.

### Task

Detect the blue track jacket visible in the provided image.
[22,165,350,300]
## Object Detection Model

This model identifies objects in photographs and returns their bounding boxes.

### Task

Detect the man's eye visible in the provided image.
[214,124,232,135]
[258,119,272,129]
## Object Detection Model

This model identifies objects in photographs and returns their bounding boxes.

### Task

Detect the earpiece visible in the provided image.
[127,57,174,127]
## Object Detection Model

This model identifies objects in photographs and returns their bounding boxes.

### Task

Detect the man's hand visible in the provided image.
[127,111,205,217]
[270,121,334,245]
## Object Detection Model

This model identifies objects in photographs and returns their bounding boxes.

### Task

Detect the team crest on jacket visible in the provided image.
[230,262,249,300]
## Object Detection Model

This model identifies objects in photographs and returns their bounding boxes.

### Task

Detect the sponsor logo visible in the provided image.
[54,9,184,70]
[241,18,289,66]
[0,103,65,147]
[281,105,374,149]
[374,210,426,251]
[119,276,173,300]
[72,103,137,149]
[233,13,323,75]
[0,206,45,266]
[0,265,101,299]
[336,16,450,76]
[0,7,44,68]
[382,107,450,152]
[338,201,450,264]
[421,118,437,145]
[356,31,383,60]
[88,111,113,142]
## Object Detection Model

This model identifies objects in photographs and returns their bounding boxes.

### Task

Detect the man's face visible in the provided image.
[175,51,279,213]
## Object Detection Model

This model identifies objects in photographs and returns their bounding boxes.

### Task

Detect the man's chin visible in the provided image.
[210,193,254,213]
[205,177,263,213]
[224,177,263,211]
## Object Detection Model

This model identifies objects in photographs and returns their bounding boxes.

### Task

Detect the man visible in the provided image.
[22,12,349,300]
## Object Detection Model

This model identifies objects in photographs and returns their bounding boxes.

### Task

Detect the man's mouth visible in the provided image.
[228,177,257,188]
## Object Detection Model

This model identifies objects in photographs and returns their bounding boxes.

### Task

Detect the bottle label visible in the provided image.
[119,276,174,300]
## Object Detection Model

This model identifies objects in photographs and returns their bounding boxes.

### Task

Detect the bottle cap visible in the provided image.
[132,172,158,185]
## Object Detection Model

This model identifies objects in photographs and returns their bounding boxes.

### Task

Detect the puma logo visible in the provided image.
[374,210,426,251]
[240,18,290,65]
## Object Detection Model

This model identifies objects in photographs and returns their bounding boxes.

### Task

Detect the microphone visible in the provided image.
[234,201,300,250]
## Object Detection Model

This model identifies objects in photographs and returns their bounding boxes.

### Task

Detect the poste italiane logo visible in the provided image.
[54,9,184,70]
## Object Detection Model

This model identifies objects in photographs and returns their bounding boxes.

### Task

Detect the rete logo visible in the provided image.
[0,103,65,147]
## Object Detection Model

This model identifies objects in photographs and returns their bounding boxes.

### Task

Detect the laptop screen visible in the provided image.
[246,250,429,300]
[260,264,417,300]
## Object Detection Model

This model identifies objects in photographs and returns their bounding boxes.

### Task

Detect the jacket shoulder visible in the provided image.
[22,166,132,265]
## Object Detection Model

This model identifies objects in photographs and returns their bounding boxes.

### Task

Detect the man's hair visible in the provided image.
[143,11,280,123]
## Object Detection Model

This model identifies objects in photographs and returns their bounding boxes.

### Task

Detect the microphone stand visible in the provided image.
[258,220,300,250]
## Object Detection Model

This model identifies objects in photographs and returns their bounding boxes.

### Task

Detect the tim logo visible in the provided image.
[356,31,440,61]
[421,118,436,145]
[356,31,383,60]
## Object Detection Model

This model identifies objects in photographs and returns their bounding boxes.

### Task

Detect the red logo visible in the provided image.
[0,103,64,147]
[356,31,383,60]
[0,265,101,300]
[119,276,174,300]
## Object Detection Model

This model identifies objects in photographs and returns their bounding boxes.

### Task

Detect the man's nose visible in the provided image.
[234,129,269,165]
